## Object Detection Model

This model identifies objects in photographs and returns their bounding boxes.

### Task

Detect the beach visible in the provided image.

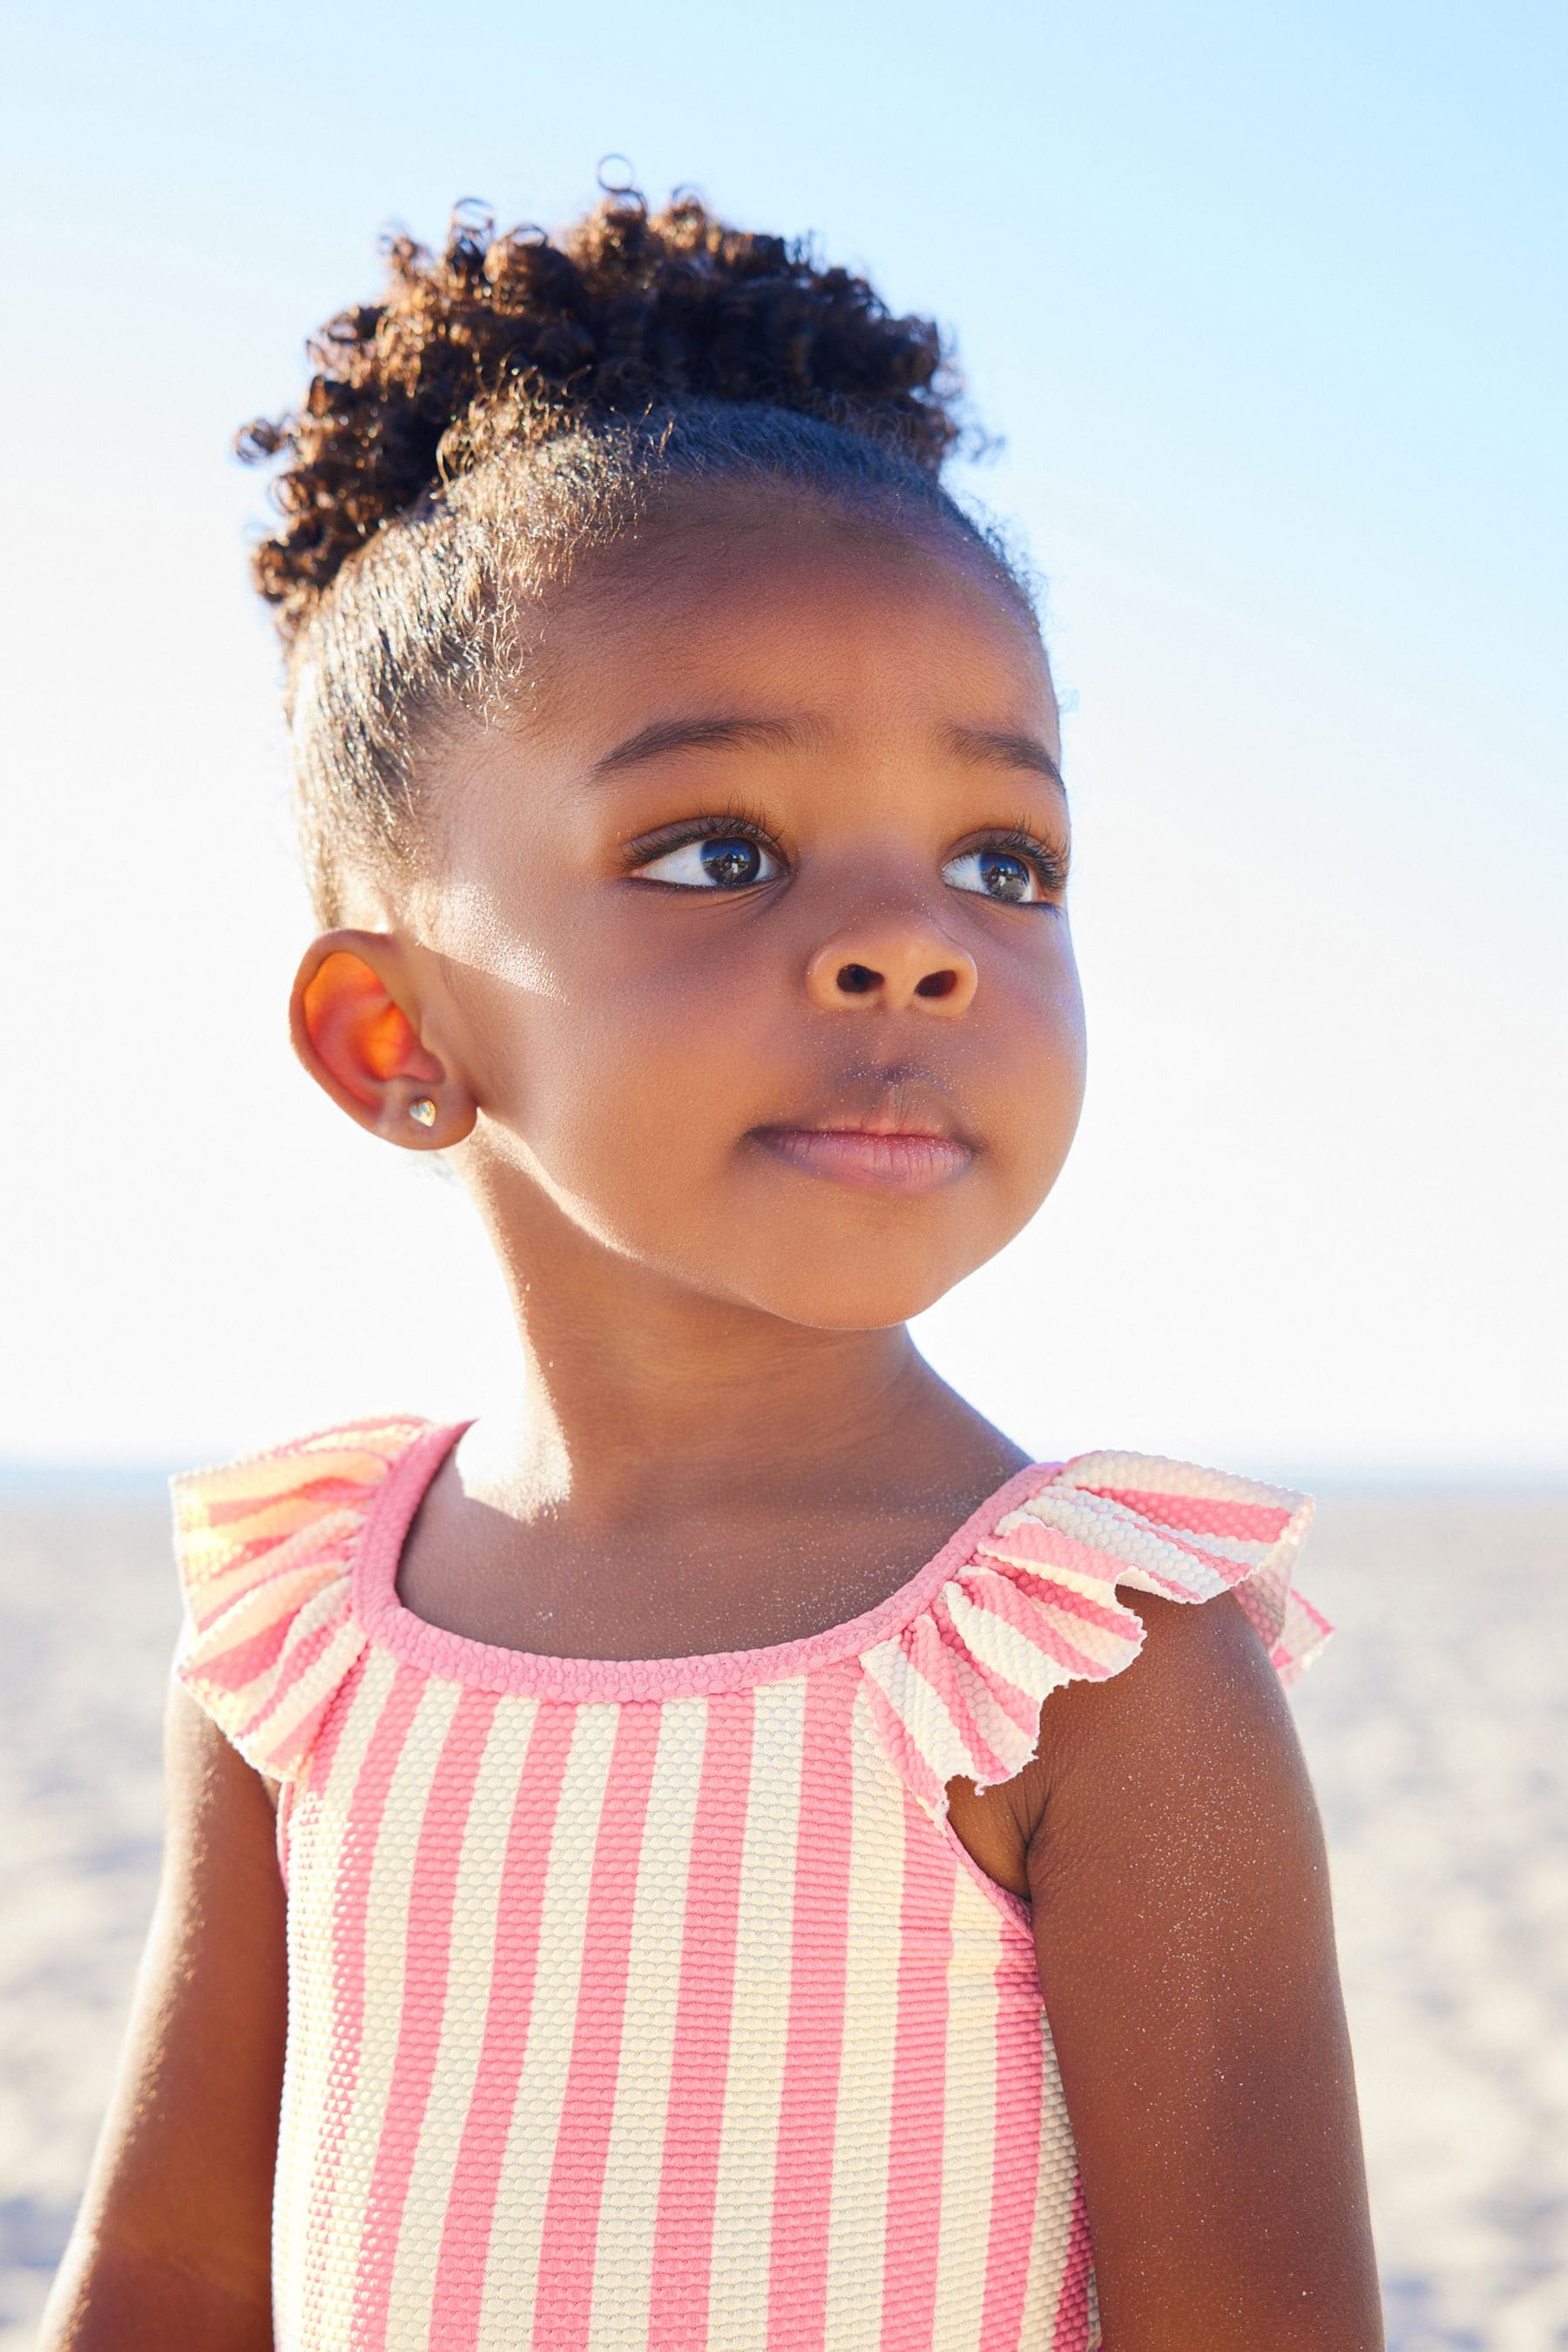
[2,1479,1563,2348]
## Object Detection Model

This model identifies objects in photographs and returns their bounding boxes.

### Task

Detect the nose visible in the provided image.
[804,918,978,1017]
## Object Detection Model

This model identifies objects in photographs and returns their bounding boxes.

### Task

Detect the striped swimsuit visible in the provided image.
[172,1416,1328,2351]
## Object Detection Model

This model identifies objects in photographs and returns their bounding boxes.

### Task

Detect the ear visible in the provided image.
[289,931,476,1151]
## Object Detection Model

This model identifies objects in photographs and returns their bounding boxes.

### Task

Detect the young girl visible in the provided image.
[44,189,1382,2351]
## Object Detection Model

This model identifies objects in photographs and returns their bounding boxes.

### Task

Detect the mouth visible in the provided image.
[748,1073,978,1196]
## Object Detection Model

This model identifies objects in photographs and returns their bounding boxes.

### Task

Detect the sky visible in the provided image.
[1,0,1564,1478]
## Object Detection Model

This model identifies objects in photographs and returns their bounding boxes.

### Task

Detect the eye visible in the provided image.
[943,844,1050,904]
[631,832,784,889]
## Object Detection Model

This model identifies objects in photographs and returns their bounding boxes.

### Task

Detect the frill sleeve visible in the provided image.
[170,1416,431,1780]
[859,1450,1330,1809]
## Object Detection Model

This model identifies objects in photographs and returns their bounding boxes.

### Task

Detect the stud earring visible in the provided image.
[409,1098,438,1129]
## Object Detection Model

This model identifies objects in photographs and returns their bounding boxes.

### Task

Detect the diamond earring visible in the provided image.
[409,1098,438,1129]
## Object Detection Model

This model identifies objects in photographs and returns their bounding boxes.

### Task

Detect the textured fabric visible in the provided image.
[172,1417,1329,2351]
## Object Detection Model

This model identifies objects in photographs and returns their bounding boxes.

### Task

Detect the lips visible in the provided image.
[748,1073,977,1195]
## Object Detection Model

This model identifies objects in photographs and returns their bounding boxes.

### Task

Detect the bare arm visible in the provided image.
[1026,1592,1382,2351]
[39,1681,287,2350]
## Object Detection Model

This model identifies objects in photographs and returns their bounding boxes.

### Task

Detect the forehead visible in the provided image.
[522,498,1059,761]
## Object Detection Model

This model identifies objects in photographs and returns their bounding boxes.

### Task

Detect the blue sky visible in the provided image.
[3,0,1564,1474]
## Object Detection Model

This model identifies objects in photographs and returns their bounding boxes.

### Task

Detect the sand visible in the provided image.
[1,1479,1564,2349]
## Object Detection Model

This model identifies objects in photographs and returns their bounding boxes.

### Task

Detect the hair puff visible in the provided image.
[237,187,969,643]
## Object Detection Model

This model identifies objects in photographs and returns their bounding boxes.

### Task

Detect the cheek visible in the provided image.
[979,936,1087,1168]
[467,916,770,1179]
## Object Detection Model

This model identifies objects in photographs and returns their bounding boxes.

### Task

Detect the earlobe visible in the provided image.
[289,930,475,1149]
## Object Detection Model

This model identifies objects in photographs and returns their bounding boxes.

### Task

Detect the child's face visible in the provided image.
[409,496,1085,1329]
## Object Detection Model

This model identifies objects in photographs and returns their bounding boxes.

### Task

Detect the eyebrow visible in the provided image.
[589,711,1068,797]
[943,724,1068,797]
[591,714,810,780]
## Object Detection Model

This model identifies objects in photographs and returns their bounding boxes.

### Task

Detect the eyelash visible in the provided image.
[622,808,1070,896]
[620,803,776,870]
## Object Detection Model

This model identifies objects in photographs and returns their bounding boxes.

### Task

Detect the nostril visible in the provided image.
[836,963,881,994]
[916,970,958,999]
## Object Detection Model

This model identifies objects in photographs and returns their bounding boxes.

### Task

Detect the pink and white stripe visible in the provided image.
[169,1418,1328,2350]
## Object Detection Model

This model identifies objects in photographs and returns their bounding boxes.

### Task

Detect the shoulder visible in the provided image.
[170,1413,437,1780]
[1027,1583,1307,1828]
[859,1447,1329,1824]
[1057,1572,1293,1729]
[951,1586,1300,1892]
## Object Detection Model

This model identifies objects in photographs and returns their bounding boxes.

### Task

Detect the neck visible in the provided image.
[456,1172,1026,1532]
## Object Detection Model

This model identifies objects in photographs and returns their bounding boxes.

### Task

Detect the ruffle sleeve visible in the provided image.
[859,1451,1330,1809]
[171,1415,431,1780]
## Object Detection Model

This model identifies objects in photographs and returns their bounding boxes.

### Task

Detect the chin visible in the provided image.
[727,1236,988,1333]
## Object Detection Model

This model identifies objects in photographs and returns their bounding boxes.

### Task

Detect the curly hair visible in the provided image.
[238,184,1032,922]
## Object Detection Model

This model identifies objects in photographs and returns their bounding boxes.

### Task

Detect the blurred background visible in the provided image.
[2,1,1564,2343]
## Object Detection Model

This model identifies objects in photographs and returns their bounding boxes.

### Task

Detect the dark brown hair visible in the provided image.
[238,185,1032,921]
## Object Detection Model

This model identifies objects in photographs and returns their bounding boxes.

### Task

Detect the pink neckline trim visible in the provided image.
[352,1420,1063,1701]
